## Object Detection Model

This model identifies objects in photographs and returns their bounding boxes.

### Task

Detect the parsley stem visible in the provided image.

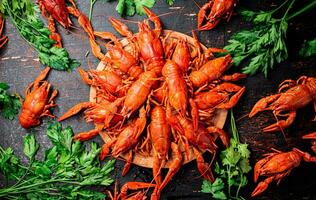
[0,178,80,196]
[230,109,239,143]
[286,0,316,21]
[271,0,290,14]
[11,158,34,188]
[89,0,98,22]
[4,4,45,51]
[227,165,231,197]
[235,173,243,198]
[282,0,296,20]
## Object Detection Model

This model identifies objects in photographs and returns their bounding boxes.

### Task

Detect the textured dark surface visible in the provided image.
[0,0,315,199]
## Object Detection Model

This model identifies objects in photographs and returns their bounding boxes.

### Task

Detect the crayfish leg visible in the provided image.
[118,182,155,200]
[100,139,117,160]
[220,73,247,82]
[40,109,55,118]
[48,16,62,48]
[293,148,316,162]
[33,67,51,88]
[48,89,58,103]
[189,99,199,131]
[67,6,95,39]
[216,86,246,110]
[58,102,95,121]
[94,31,121,47]
[122,150,133,176]
[263,111,296,133]
[72,128,100,141]
[207,126,229,147]
[159,142,182,191]
[193,148,214,182]
[0,35,8,49]
[302,132,316,140]
[67,0,77,8]
[153,154,163,187]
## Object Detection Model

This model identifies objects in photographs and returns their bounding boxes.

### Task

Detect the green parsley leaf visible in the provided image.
[225,0,316,77]
[1,0,80,71]
[166,0,175,6]
[202,110,251,199]
[134,0,155,15]
[125,0,136,16]
[0,122,115,199]
[116,0,126,15]
[116,0,136,16]
[23,134,39,160]
[201,178,227,199]
[237,143,251,159]
[0,82,21,120]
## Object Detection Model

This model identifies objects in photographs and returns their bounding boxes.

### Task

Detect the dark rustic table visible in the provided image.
[0,0,315,199]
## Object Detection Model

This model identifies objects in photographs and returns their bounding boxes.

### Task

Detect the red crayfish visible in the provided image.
[198,0,237,31]
[249,76,316,133]
[19,68,58,128]
[252,146,316,197]
[106,181,156,200]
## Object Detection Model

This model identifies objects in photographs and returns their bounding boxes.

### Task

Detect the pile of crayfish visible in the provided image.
[58,8,246,199]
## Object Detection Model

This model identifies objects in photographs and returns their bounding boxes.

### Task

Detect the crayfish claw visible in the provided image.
[58,102,95,121]
[249,94,280,118]
[302,132,316,140]
[251,177,274,197]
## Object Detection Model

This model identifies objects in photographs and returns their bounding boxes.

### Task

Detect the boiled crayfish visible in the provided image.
[252,147,316,197]
[0,14,8,49]
[19,68,58,128]
[59,8,246,200]
[198,0,237,31]
[249,76,316,133]
[106,181,156,200]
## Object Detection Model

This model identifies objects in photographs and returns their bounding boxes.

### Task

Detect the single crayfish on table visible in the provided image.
[252,141,316,197]
[106,181,156,200]
[19,68,58,128]
[249,76,316,133]
[198,0,237,31]
[0,14,8,49]
[59,8,246,200]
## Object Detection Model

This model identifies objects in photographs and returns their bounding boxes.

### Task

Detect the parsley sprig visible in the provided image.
[0,82,21,120]
[114,0,174,16]
[0,0,79,71]
[224,0,316,77]
[201,110,251,200]
[0,122,115,199]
